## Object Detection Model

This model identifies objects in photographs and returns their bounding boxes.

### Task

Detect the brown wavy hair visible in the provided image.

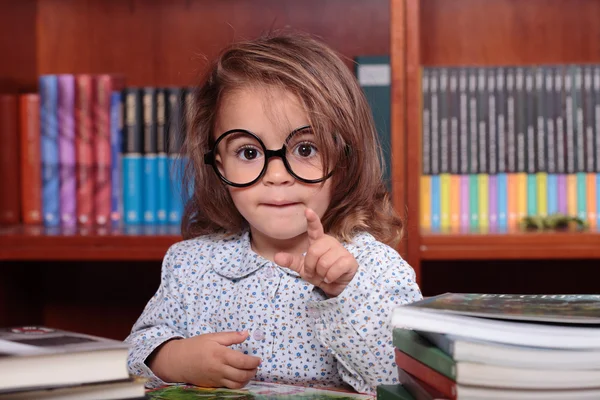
[181,31,403,247]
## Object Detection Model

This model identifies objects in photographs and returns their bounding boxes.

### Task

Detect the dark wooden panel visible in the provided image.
[420,0,600,66]
[421,259,600,297]
[38,0,390,86]
[40,260,162,340]
[0,0,37,92]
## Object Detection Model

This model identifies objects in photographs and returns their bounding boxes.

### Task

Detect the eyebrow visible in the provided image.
[284,125,313,143]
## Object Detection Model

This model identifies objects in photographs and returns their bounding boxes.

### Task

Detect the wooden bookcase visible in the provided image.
[392,0,600,290]
[0,0,393,339]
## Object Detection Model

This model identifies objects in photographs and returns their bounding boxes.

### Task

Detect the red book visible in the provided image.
[94,75,125,226]
[395,348,456,399]
[75,75,95,227]
[19,94,42,224]
[0,95,20,225]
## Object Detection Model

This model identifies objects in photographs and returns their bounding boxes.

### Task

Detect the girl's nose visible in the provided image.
[263,158,293,185]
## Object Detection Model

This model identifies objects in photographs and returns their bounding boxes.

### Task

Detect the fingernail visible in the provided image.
[238,330,247,336]
[323,278,330,284]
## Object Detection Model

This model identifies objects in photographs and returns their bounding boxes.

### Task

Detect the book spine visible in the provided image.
[496,67,507,229]
[546,67,557,215]
[395,348,456,400]
[584,66,595,226]
[420,175,432,230]
[555,66,567,214]
[487,69,497,229]
[123,88,143,224]
[19,94,42,224]
[75,75,95,227]
[167,87,185,225]
[506,67,517,228]
[449,69,460,232]
[110,91,123,224]
[39,75,60,227]
[143,87,157,224]
[156,89,169,225]
[595,67,600,228]
[477,68,488,230]
[421,69,431,229]
[574,66,587,220]
[439,68,450,230]
[57,75,76,228]
[458,68,470,230]
[525,67,537,216]
[430,70,440,230]
[535,67,547,217]
[515,67,527,220]
[95,75,125,225]
[0,95,20,225]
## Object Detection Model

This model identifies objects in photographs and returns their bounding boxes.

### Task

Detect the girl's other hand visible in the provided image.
[149,331,261,389]
[274,208,359,297]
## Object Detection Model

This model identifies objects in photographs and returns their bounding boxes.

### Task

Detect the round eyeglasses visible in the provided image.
[203,125,333,187]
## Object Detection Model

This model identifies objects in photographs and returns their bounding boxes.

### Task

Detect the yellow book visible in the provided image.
[440,173,451,230]
[478,174,489,231]
[516,173,527,221]
[420,175,432,229]
[567,174,577,216]
[536,172,548,217]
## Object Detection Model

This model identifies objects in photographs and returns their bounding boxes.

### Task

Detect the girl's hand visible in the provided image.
[275,208,359,297]
[150,331,261,389]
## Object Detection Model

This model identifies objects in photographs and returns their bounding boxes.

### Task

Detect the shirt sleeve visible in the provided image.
[124,243,190,388]
[307,238,423,394]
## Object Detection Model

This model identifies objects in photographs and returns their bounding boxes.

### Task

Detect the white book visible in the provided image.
[0,326,129,392]
[391,293,600,349]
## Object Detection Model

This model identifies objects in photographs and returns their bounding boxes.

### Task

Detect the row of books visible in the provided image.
[0,74,193,228]
[422,65,600,177]
[420,172,600,231]
[420,64,600,230]
[388,293,600,399]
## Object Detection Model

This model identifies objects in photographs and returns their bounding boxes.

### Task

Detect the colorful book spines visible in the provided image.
[420,176,431,230]
[40,75,60,227]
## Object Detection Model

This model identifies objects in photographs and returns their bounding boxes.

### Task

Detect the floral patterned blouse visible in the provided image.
[124,230,422,394]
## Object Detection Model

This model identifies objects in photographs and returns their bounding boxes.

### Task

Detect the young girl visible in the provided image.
[125,32,422,395]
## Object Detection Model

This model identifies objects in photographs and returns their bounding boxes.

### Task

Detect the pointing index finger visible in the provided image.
[305,208,324,242]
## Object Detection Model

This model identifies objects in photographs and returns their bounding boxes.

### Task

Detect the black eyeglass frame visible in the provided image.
[203,125,334,188]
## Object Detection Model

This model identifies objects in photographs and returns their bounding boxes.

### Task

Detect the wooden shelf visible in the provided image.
[0,225,182,261]
[420,229,600,261]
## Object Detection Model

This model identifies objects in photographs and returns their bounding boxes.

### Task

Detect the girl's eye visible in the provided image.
[236,146,262,161]
[293,142,318,158]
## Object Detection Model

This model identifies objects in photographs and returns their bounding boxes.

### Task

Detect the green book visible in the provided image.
[376,384,415,400]
[393,328,456,380]
[355,55,391,189]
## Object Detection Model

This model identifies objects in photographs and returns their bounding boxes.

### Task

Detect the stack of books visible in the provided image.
[384,293,600,400]
[0,326,145,399]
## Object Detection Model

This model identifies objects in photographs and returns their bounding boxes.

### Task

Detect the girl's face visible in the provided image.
[213,86,332,244]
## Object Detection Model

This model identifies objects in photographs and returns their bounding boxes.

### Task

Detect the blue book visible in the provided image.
[497,173,508,229]
[123,88,143,225]
[547,174,558,215]
[110,92,123,225]
[431,175,441,232]
[169,156,186,224]
[39,75,60,227]
[142,88,157,224]
[156,89,169,224]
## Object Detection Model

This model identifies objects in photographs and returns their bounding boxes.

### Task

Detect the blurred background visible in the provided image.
[0,0,599,340]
